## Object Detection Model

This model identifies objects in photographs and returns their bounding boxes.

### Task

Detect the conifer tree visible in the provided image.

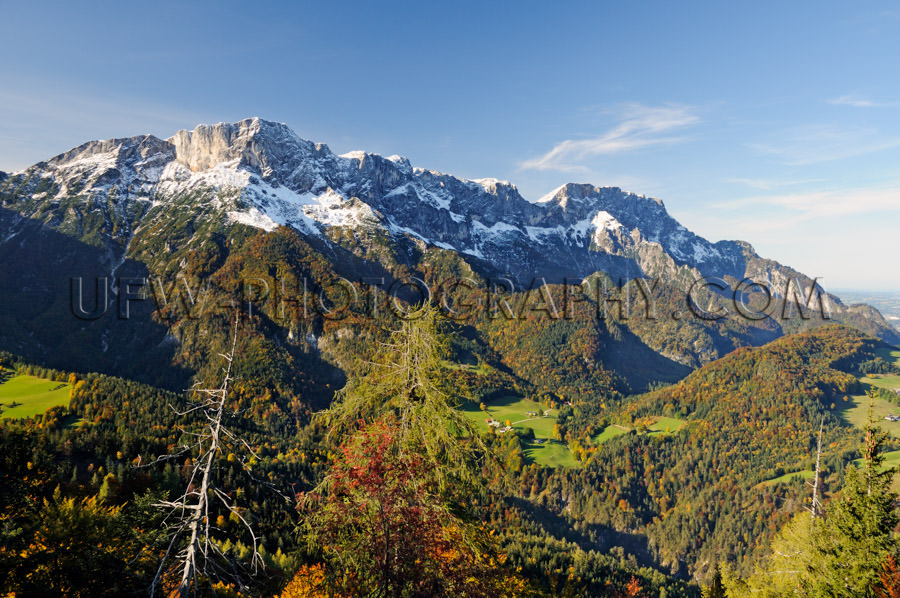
[303,306,506,595]
[323,305,482,490]
[805,390,898,597]
[721,512,813,597]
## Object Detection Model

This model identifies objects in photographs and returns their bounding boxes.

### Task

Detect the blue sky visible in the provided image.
[1,1,899,290]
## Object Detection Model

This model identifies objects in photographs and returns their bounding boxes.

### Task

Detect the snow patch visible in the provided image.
[691,242,715,262]
[472,178,511,193]
[52,150,118,173]
[472,220,521,236]
[525,225,563,242]
[228,208,279,231]
[591,210,622,232]
[413,183,452,210]
[535,185,566,204]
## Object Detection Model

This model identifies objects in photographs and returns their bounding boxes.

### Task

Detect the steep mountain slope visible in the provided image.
[543,325,895,578]
[3,120,900,591]
[0,117,892,305]
[0,117,896,392]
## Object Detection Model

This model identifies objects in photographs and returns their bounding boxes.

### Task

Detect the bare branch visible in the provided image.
[149,315,263,597]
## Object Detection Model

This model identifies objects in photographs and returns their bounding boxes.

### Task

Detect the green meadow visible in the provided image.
[0,375,71,419]
[461,395,569,466]
[523,440,578,468]
[592,424,630,444]
[838,346,900,437]
[647,416,686,434]
[759,469,815,487]
[592,416,686,445]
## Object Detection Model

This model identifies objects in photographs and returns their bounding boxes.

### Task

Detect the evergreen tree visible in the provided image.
[323,305,482,491]
[97,473,115,504]
[304,307,513,595]
[703,565,725,598]
[805,390,899,597]
[721,513,812,597]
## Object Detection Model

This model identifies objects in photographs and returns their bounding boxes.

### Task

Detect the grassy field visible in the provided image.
[523,440,578,468]
[592,424,630,444]
[462,395,558,436]
[461,395,569,467]
[592,416,686,445]
[759,469,815,487]
[838,346,900,437]
[648,416,686,434]
[863,370,900,393]
[0,375,71,419]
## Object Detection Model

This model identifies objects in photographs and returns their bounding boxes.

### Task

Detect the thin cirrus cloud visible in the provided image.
[724,177,823,191]
[519,104,699,172]
[826,94,894,108]
[748,124,900,166]
[711,185,900,231]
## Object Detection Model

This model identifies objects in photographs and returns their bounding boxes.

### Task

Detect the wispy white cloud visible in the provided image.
[749,124,900,165]
[826,94,893,108]
[724,177,823,191]
[679,200,900,289]
[711,185,900,229]
[519,104,699,172]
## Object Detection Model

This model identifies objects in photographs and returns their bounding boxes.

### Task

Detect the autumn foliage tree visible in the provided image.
[298,306,535,596]
[878,556,900,598]
[298,416,534,597]
[302,419,457,594]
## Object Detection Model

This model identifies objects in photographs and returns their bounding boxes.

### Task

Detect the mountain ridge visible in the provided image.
[2,117,898,347]
[0,117,823,282]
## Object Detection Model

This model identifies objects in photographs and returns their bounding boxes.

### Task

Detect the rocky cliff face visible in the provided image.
[2,117,897,344]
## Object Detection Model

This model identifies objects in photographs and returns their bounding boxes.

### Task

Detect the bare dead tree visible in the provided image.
[149,318,263,597]
[806,415,825,521]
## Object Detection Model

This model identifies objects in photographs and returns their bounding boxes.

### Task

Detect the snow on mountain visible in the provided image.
[5,117,900,344]
[0,119,859,295]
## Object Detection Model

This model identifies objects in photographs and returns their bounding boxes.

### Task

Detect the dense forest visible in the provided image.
[2,314,899,596]
[0,191,898,595]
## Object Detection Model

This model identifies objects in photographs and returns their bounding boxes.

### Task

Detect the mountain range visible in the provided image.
[0,117,897,388]
[3,118,900,591]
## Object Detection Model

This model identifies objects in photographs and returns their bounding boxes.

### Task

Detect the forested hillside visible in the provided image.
[1,119,899,596]
[2,320,898,596]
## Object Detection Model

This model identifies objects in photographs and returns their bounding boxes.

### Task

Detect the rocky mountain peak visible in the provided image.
[4,117,899,346]
[168,117,326,185]
[42,134,172,169]
[0,118,798,287]
[25,134,173,195]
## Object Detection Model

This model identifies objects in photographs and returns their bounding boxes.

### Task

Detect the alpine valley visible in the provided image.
[2,118,899,596]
